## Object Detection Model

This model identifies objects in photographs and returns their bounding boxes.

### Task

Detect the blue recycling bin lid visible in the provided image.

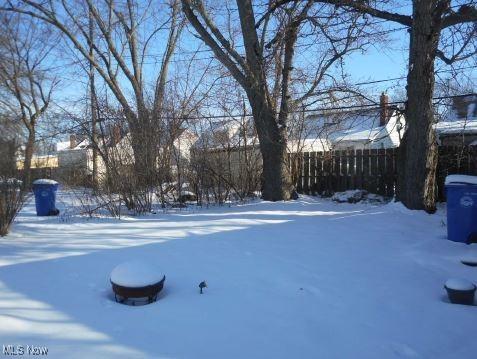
[32,179,59,187]
[445,175,477,243]
[32,179,59,216]
[445,175,477,186]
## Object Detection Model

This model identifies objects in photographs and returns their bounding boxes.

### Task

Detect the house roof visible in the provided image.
[333,125,388,143]
[436,95,477,136]
[435,119,477,136]
[195,106,403,151]
[56,138,90,152]
[193,118,252,150]
[304,107,401,144]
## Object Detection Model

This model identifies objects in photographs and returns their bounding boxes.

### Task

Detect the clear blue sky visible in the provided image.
[53,0,475,122]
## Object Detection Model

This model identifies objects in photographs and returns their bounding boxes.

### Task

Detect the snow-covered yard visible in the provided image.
[0,194,476,358]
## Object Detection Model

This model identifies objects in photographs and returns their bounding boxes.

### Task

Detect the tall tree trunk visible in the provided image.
[129,113,158,189]
[260,139,291,201]
[23,128,35,187]
[248,91,292,201]
[398,0,440,213]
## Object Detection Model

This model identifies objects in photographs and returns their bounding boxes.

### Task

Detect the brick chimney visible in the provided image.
[112,125,121,146]
[380,92,389,126]
[69,134,77,149]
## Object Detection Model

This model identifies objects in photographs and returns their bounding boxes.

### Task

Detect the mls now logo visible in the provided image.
[3,344,48,355]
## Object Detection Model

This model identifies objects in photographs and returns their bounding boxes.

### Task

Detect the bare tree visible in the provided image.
[266,0,477,211]
[181,0,315,201]
[2,0,185,193]
[0,13,58,187]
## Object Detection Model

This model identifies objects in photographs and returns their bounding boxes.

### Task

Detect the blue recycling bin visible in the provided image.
[445,175,477,243]
[32,179,59,216]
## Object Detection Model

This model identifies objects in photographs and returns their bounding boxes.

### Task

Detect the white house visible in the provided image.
[193,93,406,156]
[304,93,406,151]
[56,126,197,185]
[56,135,101,185]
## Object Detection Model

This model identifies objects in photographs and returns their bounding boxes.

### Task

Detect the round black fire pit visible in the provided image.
[110,261,165,305]
[444,278,476,306]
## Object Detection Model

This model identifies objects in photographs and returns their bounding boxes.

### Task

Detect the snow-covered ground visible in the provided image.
[0,193,476,358]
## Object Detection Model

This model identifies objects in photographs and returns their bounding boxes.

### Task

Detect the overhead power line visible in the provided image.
[40,92,477,142]
[167,93,477,121]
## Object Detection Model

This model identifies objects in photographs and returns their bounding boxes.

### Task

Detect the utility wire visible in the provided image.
[38,92,477,143]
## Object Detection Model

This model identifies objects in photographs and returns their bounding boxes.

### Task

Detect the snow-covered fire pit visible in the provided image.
[444,278,476,305]
[110,261,165,305]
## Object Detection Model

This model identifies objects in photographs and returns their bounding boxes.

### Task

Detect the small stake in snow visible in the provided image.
[199,281,207,294]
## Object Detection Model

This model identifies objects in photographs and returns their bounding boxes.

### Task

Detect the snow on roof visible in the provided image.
[57,138,90,151]
[75,139,89,149]
[305,108,400,144]
[56,141,70,152]
[194,118,255,150]
[195,108,401,150]
[331,125,387,143]
[306,109,380,136]
[435,120,477,135]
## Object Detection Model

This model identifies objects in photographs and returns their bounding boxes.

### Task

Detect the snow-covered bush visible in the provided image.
[0,178,25,236]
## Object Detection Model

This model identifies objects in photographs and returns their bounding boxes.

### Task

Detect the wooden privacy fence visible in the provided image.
[290,146,477,201]
[290,148,397,197]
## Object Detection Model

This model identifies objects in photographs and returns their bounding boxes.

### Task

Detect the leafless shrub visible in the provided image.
[189,110,262,205]
[0,178,25,236]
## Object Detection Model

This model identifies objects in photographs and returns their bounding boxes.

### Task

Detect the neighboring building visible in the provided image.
[304,93,406,151]
[56,127,197,186]
[195,93,405,155]
[109,127,198,170]
[435,95,477,146]
[56,134,104,186]
[16,155,58,170]
[169,128,199,174]
[191,118,262,196]
[1,118,58,174]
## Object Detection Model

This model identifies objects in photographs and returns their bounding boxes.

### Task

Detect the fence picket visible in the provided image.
[356,149,363,189]
[303,152,310,194]
[310,152,317,194]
